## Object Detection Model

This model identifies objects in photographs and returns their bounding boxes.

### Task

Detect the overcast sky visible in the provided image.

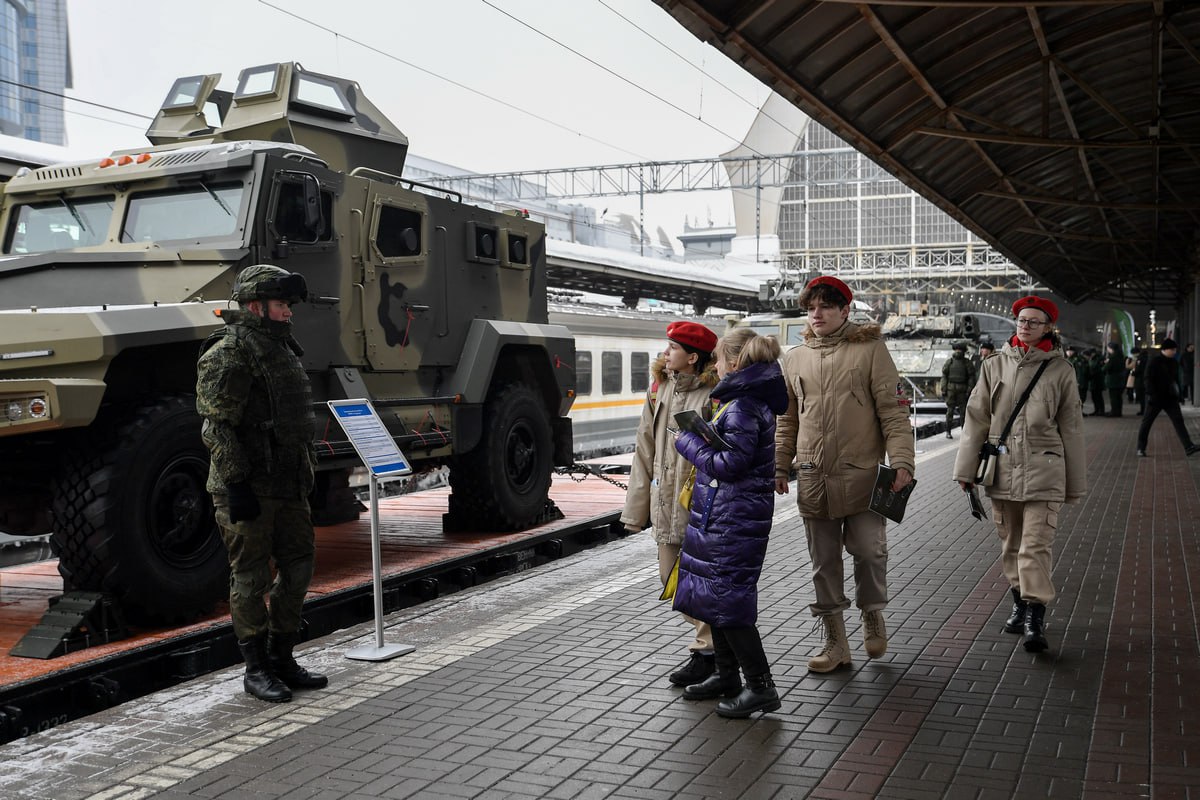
[62,0,780,237]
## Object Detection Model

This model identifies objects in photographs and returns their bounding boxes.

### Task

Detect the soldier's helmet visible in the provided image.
[231,264,308,304]
[953,342,967,352]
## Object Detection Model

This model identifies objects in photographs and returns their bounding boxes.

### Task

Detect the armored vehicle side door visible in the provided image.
[261,163,345,367]
[360,187,440,371]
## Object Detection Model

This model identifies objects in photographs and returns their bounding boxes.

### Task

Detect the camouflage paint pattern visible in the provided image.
[0,62,574,547]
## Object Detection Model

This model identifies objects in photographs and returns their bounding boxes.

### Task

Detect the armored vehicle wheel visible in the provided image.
[51,395,227,626]
[450,382,553,530]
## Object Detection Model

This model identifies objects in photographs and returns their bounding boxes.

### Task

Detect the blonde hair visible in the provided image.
[717,327,782,371]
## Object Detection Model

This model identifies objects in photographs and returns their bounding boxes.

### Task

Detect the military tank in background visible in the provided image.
[882,300,1015,403]
[0,63,575,625]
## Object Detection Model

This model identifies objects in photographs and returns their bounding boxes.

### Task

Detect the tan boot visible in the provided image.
[862,610,887,659]
[807,613,851,673]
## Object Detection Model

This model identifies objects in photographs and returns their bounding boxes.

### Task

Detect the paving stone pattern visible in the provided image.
[0,414,1196,800]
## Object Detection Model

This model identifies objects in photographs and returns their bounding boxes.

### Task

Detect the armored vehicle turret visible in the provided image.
[0,64,575,624]
[881,301,1015,399]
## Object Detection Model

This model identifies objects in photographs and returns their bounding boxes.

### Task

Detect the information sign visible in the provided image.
[327,400,412,477]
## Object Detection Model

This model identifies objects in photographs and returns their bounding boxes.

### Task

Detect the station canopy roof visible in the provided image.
[654,1,1200,306]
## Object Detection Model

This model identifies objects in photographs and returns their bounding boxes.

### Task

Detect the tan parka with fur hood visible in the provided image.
[620,355,719,545]
[775,320,915,519]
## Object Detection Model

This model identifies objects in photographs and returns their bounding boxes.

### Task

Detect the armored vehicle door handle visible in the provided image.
[407,304,430,313]
[309,295,340,306]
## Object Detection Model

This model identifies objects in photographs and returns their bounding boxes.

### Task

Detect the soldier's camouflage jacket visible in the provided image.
[196,309,316,500]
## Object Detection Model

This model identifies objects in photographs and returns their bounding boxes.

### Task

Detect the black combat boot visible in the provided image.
[1004,587,1028,634]
[684,633,741,700]
[238,636,292,702]
[669,652,715,686]
[1023,604,1048,652]
[267,631,329,690]
[715,674,781,719]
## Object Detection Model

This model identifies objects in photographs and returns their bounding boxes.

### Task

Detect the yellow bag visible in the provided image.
[678,467,696,510]
[660,555,680,600]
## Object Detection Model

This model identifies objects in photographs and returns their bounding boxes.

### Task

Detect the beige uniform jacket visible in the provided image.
[620,357,718,545]
[775,321,915,519]
[952,342,1086,502]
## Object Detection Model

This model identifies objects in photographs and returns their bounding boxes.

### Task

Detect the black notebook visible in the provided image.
[966,484,988,521]
[673,409,731,450]
[869,464,917,523]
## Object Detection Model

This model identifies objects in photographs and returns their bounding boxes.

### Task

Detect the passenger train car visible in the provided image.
[549,302,727,458]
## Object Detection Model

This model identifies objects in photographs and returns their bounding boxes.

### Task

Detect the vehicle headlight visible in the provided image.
[4,395,50,422]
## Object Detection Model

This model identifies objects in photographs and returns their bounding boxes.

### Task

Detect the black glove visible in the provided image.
[226,481,261,524]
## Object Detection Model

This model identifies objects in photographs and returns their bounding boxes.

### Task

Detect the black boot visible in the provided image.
[683,672,742,700]
[1004,587,1027,634]
[1023,603,1048,652]
[684,632,740,699]
[716,674,781,719]
[238,636,292,702]
[267,631,329,690]
[669,652,715,686]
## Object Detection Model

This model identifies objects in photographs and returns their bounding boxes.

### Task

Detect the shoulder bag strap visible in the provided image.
[996,360,1051,448]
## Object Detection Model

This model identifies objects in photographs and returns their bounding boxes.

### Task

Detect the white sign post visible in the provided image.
[327,400,416,662]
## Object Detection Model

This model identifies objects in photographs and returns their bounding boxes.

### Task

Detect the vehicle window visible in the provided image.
[375,204,422,258]
[630,352,650,393]
[601,351,622,395]
[577,351,592,395]
[123,183,246,244]
[271,178,333,243]
[786,322,808,344]
[4,196,114,253]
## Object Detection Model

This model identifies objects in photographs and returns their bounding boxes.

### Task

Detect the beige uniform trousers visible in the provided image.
[802,510,888,616]
[658,542,713,652]
[991,499,1060,605]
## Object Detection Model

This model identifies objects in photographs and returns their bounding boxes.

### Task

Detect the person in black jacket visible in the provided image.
[1136,339,1200,458]
[1132,347,1148,414]
[1103,341,1125,417]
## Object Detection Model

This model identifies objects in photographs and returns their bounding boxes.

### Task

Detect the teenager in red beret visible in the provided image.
[774,276,915,673]
[953,295,1086,653]
[620,319,720,687]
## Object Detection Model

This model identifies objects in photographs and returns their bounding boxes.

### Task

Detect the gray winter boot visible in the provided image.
[862,610,887,659]
[808,613,851,673]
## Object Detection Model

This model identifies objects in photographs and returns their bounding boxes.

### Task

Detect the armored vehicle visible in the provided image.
[0,63,575,624]
[882,301,1015,399]
[730,276,879,349]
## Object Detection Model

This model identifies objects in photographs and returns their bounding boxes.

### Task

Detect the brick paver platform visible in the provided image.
[1,412,1196,799]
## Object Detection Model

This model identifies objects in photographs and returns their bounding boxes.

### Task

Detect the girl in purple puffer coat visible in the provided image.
[673,328,788,719]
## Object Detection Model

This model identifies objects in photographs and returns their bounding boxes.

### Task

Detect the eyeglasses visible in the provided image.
[1015,318,1048,328]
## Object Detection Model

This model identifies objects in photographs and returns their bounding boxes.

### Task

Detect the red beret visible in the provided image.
[806,275,853,304]
[1011,295,1058,323]
[666,321,717,354]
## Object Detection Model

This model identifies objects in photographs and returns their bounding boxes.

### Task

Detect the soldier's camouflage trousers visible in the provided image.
[215,495,315,641]
[944,384,969,429]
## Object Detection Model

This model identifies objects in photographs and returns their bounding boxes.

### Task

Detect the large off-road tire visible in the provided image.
[449,382,554,530]
[51,395,227,626]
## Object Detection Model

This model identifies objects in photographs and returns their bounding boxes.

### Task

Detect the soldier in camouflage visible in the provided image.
[196,264,327,703]
[941,343,976,439]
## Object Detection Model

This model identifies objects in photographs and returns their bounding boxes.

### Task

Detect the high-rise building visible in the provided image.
[0,0,70,144]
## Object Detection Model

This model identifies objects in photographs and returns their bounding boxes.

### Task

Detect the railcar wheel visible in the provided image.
[449,382,553,530]
[52,395,227,626]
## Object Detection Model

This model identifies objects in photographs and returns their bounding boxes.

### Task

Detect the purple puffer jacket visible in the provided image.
[673,360,788,627]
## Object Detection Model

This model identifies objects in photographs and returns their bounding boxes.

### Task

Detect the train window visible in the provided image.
[576,351,592,395]
[601,351,622,394]
[630,352,650,393]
